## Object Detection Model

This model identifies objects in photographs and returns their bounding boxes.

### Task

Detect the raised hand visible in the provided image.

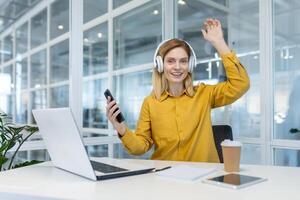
[201,18,230,55]
[201,18,224,43]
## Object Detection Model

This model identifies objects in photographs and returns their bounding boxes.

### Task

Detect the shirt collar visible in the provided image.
[158,89,192,102]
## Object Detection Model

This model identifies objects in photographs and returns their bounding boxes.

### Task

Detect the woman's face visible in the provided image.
[163,47,189,85]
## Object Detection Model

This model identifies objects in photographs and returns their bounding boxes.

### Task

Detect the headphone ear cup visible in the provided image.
[189,55,195,72]
[155,56,164,73]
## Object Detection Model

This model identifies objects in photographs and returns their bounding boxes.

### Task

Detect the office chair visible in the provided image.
[212,125,233,163]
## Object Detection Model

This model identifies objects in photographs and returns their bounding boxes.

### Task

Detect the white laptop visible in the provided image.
[32,108,154,181]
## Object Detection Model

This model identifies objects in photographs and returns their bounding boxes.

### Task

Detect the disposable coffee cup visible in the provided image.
[221,140,242,172]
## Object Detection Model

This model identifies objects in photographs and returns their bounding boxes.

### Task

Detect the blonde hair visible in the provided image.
[152,39,195,100]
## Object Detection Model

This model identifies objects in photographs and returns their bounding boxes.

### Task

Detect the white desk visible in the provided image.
[0,158,299,200]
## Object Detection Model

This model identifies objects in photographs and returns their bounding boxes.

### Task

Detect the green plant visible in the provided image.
[0,112,40,171]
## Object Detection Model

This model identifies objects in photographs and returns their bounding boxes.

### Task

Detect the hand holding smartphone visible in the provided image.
[104,89,125,123]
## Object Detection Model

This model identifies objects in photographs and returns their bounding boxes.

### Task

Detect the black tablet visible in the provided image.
[203,173,267,189]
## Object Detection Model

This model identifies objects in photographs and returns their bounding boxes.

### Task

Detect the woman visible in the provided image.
[106,18,250,163]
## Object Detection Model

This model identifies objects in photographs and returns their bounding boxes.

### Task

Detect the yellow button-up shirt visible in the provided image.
[120,52,250,163]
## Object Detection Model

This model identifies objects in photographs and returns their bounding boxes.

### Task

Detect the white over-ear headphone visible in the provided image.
[153,38,197,73]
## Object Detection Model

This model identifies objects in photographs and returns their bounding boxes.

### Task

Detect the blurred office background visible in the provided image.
[0,0,299,167]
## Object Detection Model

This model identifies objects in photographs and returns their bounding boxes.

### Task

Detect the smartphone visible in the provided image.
[104,89,125,123]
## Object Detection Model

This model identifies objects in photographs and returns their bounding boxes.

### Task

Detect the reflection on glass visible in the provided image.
[0,65,14,116]
[50,39,69,83]
[31,89,47,123]
[6,151,27,165]
[3,65,13,85]
[16,92,28,124]
[275,148,300,167]
[6,149,49,166]
[226,1,260,138]
[82,132,108,138]
[3,34,13,62]
[113,0,162,69]
[274,0,300,141]
[50,0,69,39]
[16,58,28,90]
[86,145,108,157]
[83,23,108,76]
[28,149,50,161]
[83,79,108,128]
[240,144,261,164]
[193,61,220,83]
[113,70,152,129]
[15,59,28,123]
[83,0,107,23]
[30,50,47,88]
[113,143,153,159]
[50,85,69,108]
[0,0,43,33]
[16,22,28,55]
[113,0,132,8]
[31,9,47,48]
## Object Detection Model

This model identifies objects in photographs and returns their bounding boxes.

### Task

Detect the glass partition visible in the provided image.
[113,0,162,69]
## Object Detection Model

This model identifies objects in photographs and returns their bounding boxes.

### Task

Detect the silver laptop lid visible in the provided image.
[32,108,97,181]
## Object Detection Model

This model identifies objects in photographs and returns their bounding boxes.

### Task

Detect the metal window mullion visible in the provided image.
[70,0,83,131]
[28,18,32,123]
[174,0,178,38]
[47,1,51,108]
[108,0,114,158]
[162,0,175,40]
[0,39,2,65]
[83,13,109,31]
[83,128,113,135]
[28,44,48,56]
[48,32,70,47]
[12,28,16,122]
[112,63,152,76]
[1,60,15,68]
[271,140,300,149]
[259,0,274,165]
[83,72,109,82]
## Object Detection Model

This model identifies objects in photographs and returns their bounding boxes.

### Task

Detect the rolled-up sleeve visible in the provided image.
[211,52,250,108]
[120,98,153,155]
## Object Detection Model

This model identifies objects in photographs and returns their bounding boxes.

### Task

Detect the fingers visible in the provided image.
[106,99,116,111]
[201,29,207,38]
[106,101,121,123]
[109,104,119,117]
[106,96,111,103]
[106,99,115,116]
[112,109,121,120]
[203,18,220,30]
[215,19,221,27]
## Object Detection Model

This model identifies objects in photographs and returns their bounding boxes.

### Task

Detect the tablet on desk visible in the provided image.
[203,173,267,189]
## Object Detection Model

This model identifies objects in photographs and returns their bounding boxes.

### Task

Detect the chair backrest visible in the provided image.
[212,125,233,163]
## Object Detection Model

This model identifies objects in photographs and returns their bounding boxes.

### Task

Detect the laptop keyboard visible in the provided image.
[90,160,128,173]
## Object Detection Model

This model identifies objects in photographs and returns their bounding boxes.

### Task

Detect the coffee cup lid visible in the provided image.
[221,139,242,147]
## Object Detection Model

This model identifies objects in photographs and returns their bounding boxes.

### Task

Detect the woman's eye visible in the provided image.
[167,60,175,64]
[181,60,188,64]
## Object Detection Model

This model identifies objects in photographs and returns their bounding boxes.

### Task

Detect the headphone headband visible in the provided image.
[153,38,197,73]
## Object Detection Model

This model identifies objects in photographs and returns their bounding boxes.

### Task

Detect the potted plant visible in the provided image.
[0,111,41,171]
